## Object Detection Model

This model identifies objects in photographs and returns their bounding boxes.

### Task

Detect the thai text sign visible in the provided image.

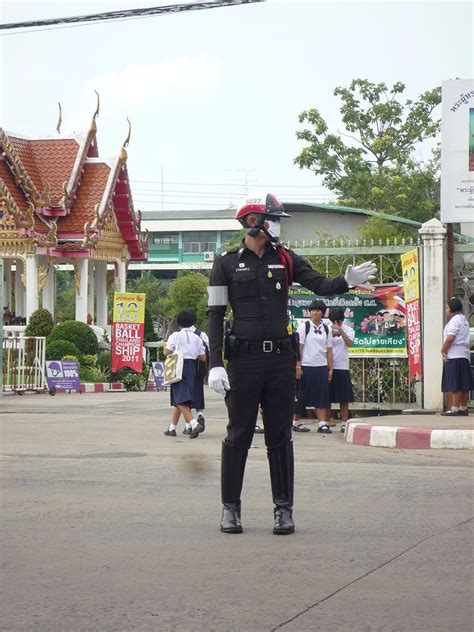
[288,284,407,357]
[112,292,146,373]
[440,78,474,223]
[401,249,422,383]
[46,360,81,392]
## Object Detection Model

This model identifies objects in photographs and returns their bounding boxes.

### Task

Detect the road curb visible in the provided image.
[345,420,474,450]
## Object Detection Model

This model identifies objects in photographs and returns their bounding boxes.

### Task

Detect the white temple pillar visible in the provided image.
[115,259,127,292]
[95,260,108,329]
[25,256,38,320]
[87,261,95,320]
[419,218,447,411]
[3,259,12,309]
[42,262,55,319]
[75,258,89,323]
[14,259,25,317]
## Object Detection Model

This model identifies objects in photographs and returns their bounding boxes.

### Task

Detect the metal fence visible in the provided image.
[2,336,48,394]
[290,237,420,409]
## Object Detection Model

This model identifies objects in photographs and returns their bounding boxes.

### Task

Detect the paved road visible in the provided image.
[1,391,473,631]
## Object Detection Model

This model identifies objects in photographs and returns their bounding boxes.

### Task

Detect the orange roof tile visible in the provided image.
[57,162,110,233]
[9,136,80,206]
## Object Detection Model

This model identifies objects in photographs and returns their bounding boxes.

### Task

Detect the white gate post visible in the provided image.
[419,218,447,411]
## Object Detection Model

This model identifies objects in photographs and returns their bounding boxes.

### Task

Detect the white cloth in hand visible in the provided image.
[208,366,230,396]
[344,261,377,287]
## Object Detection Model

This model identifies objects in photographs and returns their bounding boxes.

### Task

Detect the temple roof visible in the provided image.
[0,120,147,261]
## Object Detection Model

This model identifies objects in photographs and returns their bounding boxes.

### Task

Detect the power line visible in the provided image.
[130,179,327,188]
[0,0,264,32]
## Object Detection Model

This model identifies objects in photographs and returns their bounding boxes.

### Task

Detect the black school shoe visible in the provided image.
[292,424,310,432]
[164,429,177,437]
[182,428,192,435]
[189,422,204,439]
[317,424,332,434]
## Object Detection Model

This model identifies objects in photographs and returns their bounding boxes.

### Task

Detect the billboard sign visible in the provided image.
[111,292,146,373]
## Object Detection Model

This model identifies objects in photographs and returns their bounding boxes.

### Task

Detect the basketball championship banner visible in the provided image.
[288,284,407,357]
[401,249,422,384]
[112,292,146,373]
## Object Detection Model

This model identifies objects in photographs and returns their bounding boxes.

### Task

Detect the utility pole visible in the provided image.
[226,168,256,195]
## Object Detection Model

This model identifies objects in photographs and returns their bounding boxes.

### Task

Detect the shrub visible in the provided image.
[48,321,99,356]
[120,372,143,391]
[25,308,54,337]
[79,366,109,383]
[46,340,81,361]
[97,351,111,373]
[80,354,97,368]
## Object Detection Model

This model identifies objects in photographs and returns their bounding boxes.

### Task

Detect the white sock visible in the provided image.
[169,424,177,431]
[451,407,460,411]
[459,406,467,411]
[185,422,191,429]
[293,421,301,427]
[190,418,199,429]
[318,421,328,428]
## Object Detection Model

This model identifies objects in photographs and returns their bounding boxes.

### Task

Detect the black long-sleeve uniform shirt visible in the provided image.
[207,241,349,369]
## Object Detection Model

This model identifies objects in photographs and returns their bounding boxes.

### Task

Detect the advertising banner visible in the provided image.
[46,360,81,392]
[288,285,407,357]
[401,249,422,383]
[112,292,146,373]
[440,78,474,223]
[151,361,166,391]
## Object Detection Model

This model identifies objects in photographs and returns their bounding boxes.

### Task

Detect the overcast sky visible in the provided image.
[1,1,472,211]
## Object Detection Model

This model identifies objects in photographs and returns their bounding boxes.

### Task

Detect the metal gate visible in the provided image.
[2,336,48,394]
[292,237,419,409]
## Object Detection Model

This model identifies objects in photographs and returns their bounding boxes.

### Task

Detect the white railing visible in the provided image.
[2,336,48,393]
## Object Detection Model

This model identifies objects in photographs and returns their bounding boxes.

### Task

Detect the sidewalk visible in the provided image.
[344,412,474,450]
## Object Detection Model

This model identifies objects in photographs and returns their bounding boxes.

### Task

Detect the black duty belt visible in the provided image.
[235,337,294,354]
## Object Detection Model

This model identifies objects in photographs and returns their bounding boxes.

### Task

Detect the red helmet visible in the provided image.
[235,193,290,225]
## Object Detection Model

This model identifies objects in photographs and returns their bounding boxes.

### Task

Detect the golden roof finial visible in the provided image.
[124,117,131,148]
[56,102,63,134]
[93,90,100,121]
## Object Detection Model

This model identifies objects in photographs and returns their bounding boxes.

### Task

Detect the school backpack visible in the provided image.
[194,328,209,379]
[305,319,329,338]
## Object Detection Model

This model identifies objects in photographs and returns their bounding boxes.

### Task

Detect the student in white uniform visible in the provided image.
[164,310,207,439]
[293,300,333,434]
[187,309,209,433]
[327,307,355,432]
[440,297,473,416]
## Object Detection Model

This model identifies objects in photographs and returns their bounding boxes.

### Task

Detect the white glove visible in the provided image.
[208,366,230,396]
[344,261,377,287]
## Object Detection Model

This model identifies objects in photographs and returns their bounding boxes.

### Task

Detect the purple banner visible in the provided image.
[46,360,81,392]
[152,361,166,390]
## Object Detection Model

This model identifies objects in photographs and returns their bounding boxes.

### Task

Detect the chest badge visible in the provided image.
[267,270,273,278]
[276,281,282,290]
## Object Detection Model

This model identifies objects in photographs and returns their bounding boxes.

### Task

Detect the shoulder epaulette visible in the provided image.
[221,247,238,257]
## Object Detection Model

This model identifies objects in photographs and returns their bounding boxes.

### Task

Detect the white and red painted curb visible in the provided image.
[56,382,125,394]
[345,421,474,450]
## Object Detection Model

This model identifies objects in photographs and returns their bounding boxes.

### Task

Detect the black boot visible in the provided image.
[220,442,248,534]
[267,441,295,535]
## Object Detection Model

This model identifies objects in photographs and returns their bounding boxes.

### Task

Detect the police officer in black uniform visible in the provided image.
[207,193,376,535]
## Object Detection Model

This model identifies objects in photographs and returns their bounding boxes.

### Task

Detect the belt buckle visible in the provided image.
[263,340,273,353]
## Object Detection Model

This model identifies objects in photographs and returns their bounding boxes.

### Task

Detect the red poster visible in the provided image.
[112,321,144,372]
[405,300,422,383]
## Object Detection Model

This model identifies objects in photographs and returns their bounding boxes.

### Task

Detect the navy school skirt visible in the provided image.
[441,357,473,393]
[295,365,330,411]
[170,359,197,406]
[329,369,354,403]
[193,374,205,411]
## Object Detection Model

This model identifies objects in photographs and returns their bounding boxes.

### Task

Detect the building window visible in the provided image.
[182,231,217,254]
[220,230,240,248]
[152,233,179,250]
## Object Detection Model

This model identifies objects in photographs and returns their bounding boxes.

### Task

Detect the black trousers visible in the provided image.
[224,350,297,450]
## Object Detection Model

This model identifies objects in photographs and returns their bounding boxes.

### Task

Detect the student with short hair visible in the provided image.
[327,307,355,432]
[440,297,472,416]
[293,299,333,434]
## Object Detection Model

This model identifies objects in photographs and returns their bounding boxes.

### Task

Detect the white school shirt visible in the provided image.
[331,323,355,370]
[443,313,470,360]
[166,328,205,359]
[297,320,333,367]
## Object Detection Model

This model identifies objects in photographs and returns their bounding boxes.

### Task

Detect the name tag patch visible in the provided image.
[267,264,284,269]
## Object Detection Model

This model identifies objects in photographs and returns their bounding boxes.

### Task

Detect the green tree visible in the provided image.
[127,270,166,319]
[295,79,441,222]
[165,272,209,335]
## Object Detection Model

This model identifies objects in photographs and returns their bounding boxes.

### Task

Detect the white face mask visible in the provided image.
[266,219,281,240]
